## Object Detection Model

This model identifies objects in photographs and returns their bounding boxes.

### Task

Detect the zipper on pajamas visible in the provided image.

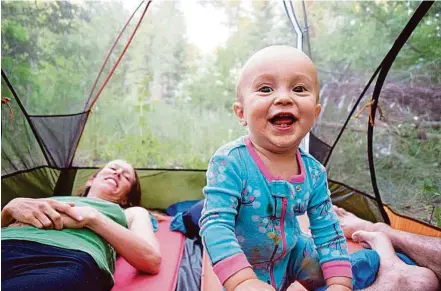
[269,245,278,287]
[269,197,288,288]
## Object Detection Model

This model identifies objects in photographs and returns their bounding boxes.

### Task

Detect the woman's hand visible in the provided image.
[8,221,31,227]
[1,198,83,229]
[149,210,169,222]
[234,279,276,291]
[59,206,101,229]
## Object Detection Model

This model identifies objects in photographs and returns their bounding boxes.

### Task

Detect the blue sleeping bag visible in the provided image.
[168,200,204,239]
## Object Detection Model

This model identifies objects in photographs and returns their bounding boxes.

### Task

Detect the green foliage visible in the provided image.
[310,1,441,83]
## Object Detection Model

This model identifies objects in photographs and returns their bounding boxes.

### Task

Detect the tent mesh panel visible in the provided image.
[1,78,47,176]
[29,113,88,168]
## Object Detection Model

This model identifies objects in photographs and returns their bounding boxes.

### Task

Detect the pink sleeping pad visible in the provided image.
[112,218,185,291]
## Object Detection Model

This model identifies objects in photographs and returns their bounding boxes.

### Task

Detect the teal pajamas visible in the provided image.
[282,234,325,290]
[200,136,351,290]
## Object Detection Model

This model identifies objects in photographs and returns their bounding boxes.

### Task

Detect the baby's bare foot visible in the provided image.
[333,206,374,238]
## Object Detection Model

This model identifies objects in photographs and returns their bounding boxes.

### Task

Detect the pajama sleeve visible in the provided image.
[307,164,352,280]
[199,150,251,284]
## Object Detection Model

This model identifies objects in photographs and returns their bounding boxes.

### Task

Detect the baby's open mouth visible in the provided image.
[269,113,297,128]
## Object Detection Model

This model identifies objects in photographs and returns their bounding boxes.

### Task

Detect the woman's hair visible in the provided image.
[76,167,142,208]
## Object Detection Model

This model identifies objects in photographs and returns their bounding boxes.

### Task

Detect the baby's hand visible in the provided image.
[326,285,352,291]
[326,276,352,291]
[234,278,276,291]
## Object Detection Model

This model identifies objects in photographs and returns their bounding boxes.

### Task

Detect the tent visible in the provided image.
[2,0,441,289]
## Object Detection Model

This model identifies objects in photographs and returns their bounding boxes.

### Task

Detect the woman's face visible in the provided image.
[87,160,136,205]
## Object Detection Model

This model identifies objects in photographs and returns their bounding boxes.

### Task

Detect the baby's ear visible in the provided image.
[233,101,247,126]
[314,103,322,120]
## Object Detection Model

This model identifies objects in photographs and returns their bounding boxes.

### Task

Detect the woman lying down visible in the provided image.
[1,160,161,291]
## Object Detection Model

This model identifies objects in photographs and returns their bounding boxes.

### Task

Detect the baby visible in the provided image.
[199,46,352,291]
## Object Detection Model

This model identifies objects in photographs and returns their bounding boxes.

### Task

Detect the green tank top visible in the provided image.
[1,196,128,282]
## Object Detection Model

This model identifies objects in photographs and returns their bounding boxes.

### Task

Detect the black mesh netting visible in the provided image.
[29,113,88,168]
[309,132,331,164]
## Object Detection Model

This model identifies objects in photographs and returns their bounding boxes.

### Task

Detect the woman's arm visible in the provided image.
[82,206,161,274]
[124,207,161,254]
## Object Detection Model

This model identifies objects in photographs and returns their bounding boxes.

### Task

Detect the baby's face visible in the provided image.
[234,46,321,153]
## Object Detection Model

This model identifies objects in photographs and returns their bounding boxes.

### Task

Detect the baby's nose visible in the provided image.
[274,94,294,105]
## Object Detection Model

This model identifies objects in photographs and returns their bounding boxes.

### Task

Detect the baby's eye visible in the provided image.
[258,86,273,93]
[293,86,307,93]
